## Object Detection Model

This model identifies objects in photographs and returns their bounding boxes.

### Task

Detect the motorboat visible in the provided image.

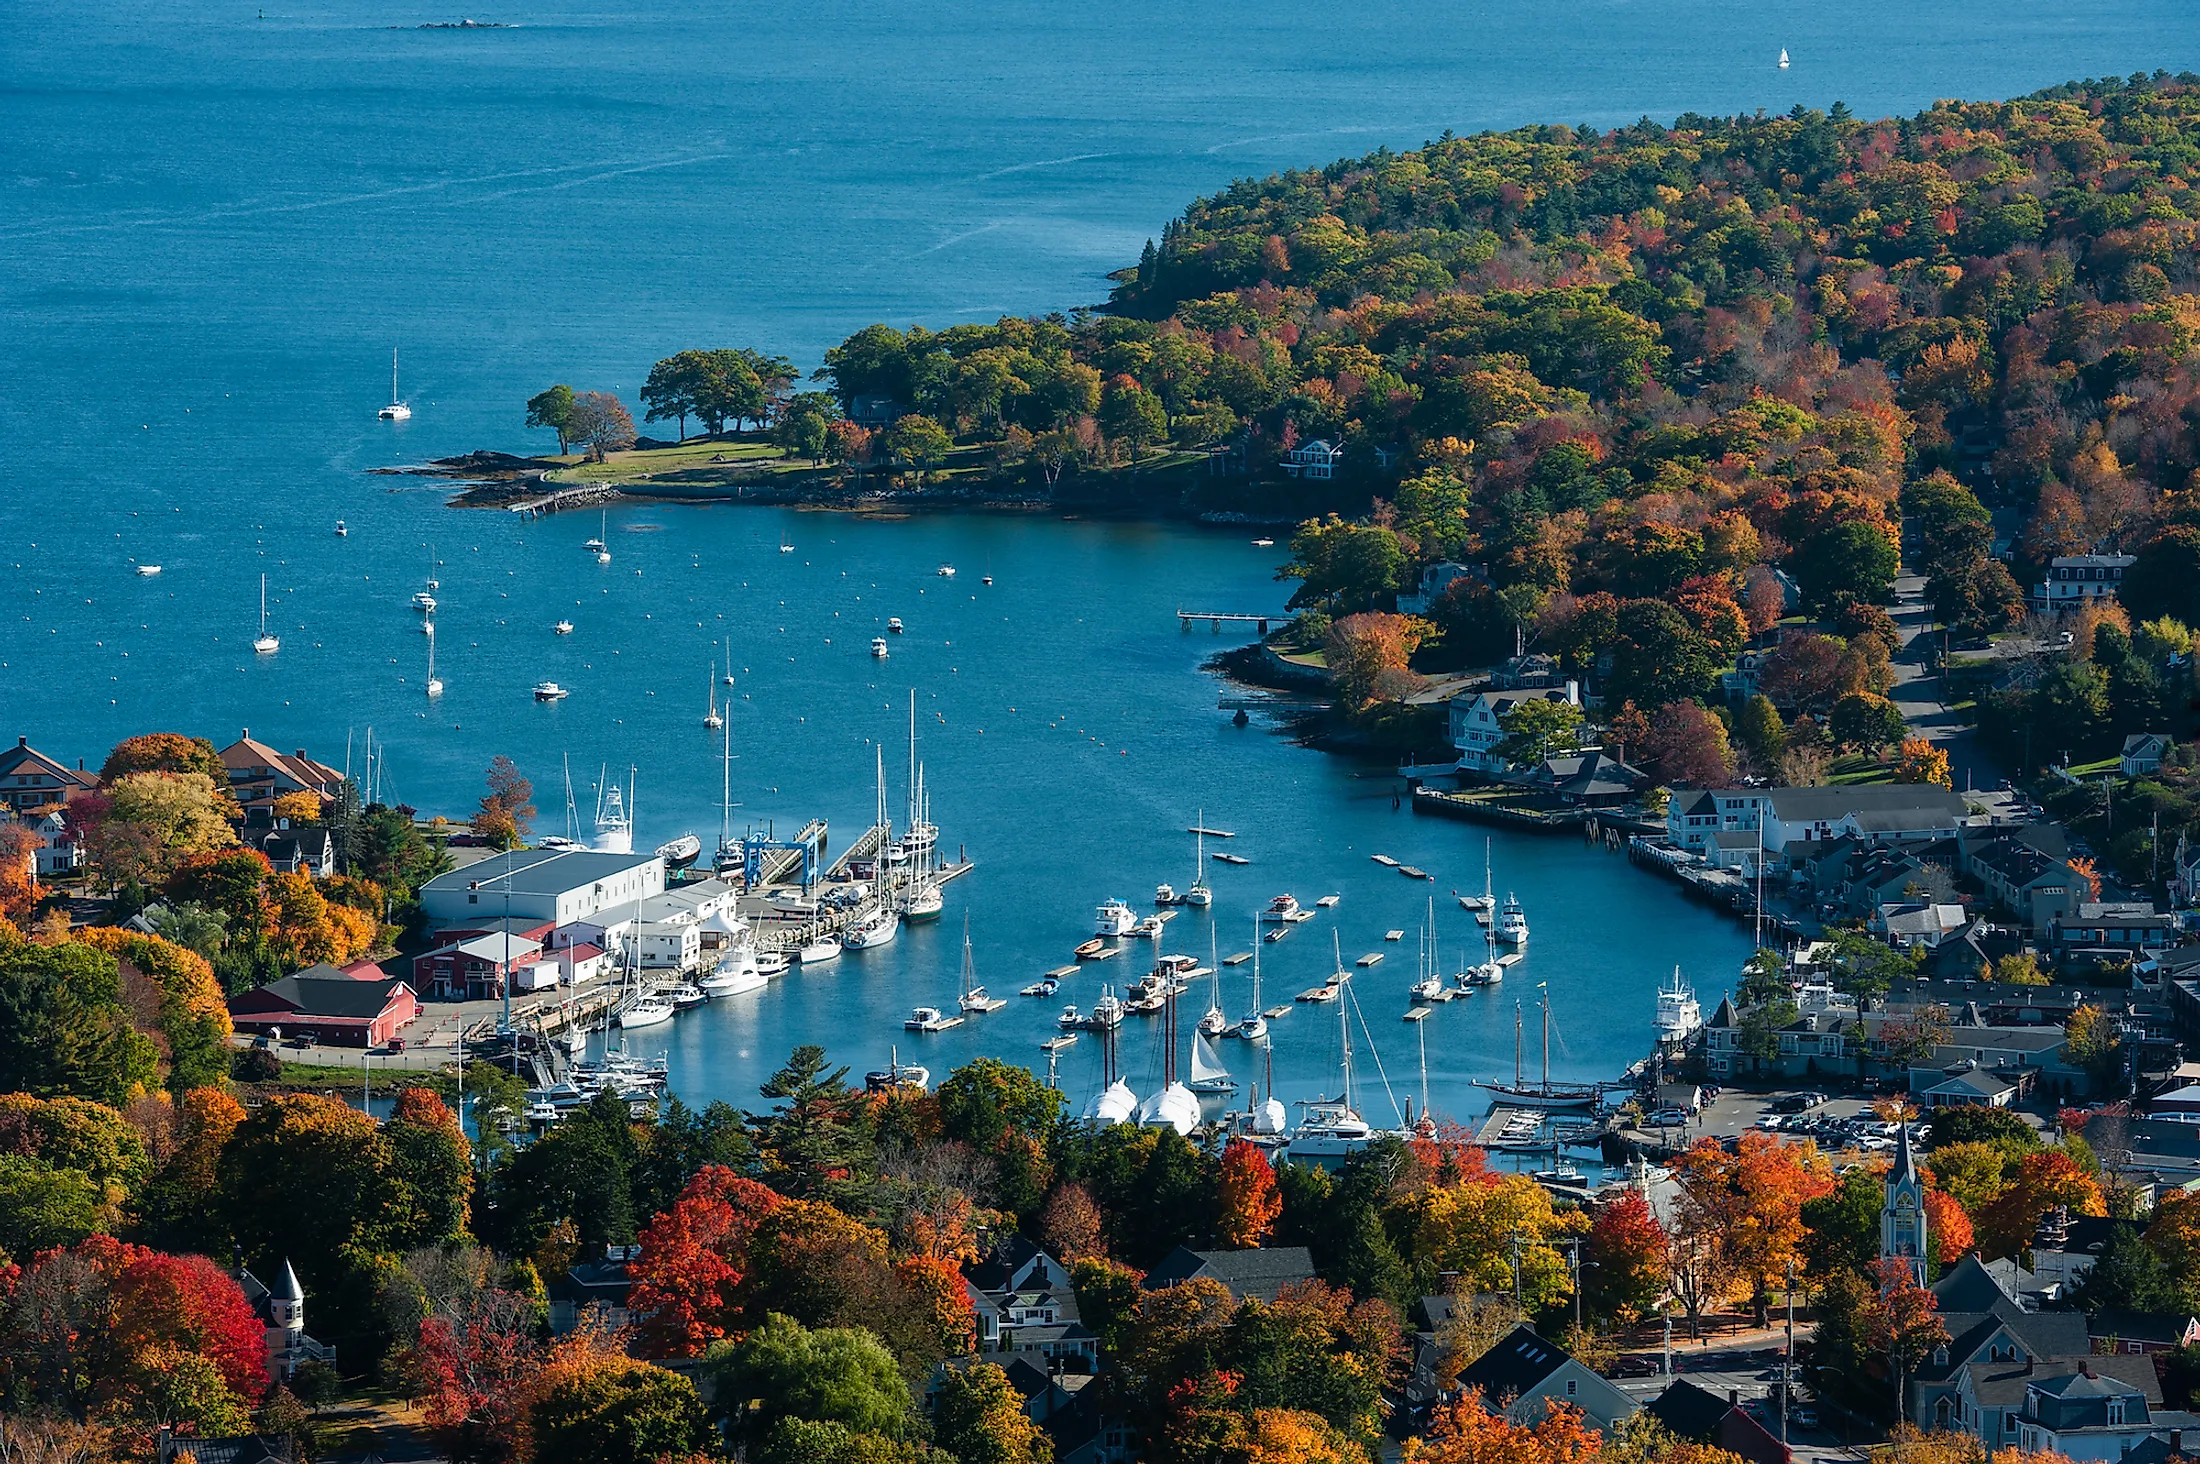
[847,907,900,949]
[699,949,766,998]
[1495,894,1529,945]
[591,771,633,854]
[134,564,161,576]
[1655,966,1703,1042]
[656,833,702,868]
[334,521,347,538]
[378,349,412,420]
[867,1047,929,1092]
[668,983,708,1010]
[871,638,889,659]
[533,681,569,701]
[982,575,993,585]
[1531,1162,1586,1186]
[1154,883,1177,906]
[905,1005,962,1033]
[1088,988,1125,1028]
[1259,894,1304,924]
[411,589,437,612]
[618,993,676,1029]
[798,937,842,964]
[1021,977,1060,998]
[1287,1098,1373,1160]
[1094,899,1138,937]
[1057,1005,1083,1030]
[554,620,575,635]
[887,617,904,633]
[754,951,790,977]
[252,574,279,655]
[1132,916,1165,939]
[937,564,956,577]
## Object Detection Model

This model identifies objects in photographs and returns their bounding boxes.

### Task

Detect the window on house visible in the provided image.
[1566,1380,1578,1397]
[2107,1400,2125,1426]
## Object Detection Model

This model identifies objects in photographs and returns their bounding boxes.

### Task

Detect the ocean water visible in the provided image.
[4,0,2191,1117]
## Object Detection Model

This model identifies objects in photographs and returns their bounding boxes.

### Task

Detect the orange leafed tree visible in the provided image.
[2066,856,2102,901]
[0,823,41,922]
[1976,1151,2106,1259]
[1924,1188,1975,1266]
[1324,612,1430,709]
[894,1254,978,1358]
[1041,1180,1108,1262]
[1673,1132,1833,1325]
[1405,1391,1604,1464]
[1895,738,1952,788]
[1215,1140,1284,1249]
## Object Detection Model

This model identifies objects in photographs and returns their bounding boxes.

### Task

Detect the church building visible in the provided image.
[1881,1122,1929,1285]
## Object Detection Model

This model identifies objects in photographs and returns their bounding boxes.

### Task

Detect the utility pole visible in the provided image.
[1782,1255,1795,1445]
[1511,1231,1523,1309]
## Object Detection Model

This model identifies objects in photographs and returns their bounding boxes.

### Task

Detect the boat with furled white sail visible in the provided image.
[378,348,412,420]
[955,916,1004,1015]
[1234,913,1269,1040]
[252,575,279,655]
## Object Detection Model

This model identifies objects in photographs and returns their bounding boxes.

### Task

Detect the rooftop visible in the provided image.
[421,848,660,900]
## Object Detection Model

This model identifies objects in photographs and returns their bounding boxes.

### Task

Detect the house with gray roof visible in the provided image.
[1142,1245,1317,1304]
[1455,1325,1637,1433]
[1961,1354,2200,1458]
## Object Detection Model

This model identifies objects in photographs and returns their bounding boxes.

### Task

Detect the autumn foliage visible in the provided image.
[1214,1140,1283,1250]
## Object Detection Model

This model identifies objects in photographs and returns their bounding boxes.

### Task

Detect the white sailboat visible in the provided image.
[1235,912,1269,1040]
[424,624,443,699]
[251,574,279,654]
[1197,925,1227,1037]
[1409,899,1444,1002]
[703,666,723,729]
[956,916,1004,1014]
[1287,971,1374,1161]
[1778,46,1791,68]
[1182,813,1213,907]
[1189,1029,1236,1094]
[377,347,412,420]
[592,509,611,565]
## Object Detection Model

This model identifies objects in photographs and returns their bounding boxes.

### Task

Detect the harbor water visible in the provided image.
[8,0,2193,1119]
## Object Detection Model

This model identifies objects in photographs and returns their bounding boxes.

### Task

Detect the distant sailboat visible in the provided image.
[1778,47,1791,68]
[378,348,412,420]
[1189,1029,1236,1095]
[252,575,279,654]
[425,624,443,698]
[703,666,723,729]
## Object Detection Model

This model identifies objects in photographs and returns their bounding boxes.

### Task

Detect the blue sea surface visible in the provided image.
[4,0,2189,1116]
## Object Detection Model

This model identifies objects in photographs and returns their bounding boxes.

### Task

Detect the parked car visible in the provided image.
[1607,1355,1662,1378]
[1790,1405,1819,1429]
[1649,1108,1689,1126]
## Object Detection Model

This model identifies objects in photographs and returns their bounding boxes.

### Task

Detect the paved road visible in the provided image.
[1887,570,2005,794]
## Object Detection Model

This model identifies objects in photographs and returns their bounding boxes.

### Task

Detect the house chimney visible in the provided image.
[2171,1429,2183,1456]
[1728,1389,1739,1407]
[2080,1361,2094,1379]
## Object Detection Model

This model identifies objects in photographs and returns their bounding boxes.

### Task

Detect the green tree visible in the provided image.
[1796,521,1899,614]
[773,392,843,460]
[1735,695,1788,769]
[1493,699,1583,765]
[2122,526,2200,627]
[1098,377,1167,462]
[884,415,955,484]
[639,352,709,439]
[1799,1165,1884,1280]
[1829,692,1909,756]
[0,1156,107,1257]
[526,385,576,453]
[1280,517,1405,613]
[528,1354,711,1464]
[935,1362,1054,1464]
[707,1312,912,1445]
[0,934,161,1106]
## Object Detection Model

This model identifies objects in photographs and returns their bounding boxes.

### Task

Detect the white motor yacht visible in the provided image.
[554,620,575,635]
[618,993,675,1029]
[905,1006,962,1033]
[1154,883,1177,906]
[1057,1005,1083,1030]
[533,681,569,701]
[887,617,904,633]
[1259,894,1303,923]
[668,983,708,1010]
[135,563,162,576]
[798,937,843,964]
[1094,899,1138,937]
[1655,966,1703,1042]
[1495,893,1529,945]
[755,951,790,977]
[1088,987,1125,1028]
[871,637,889,658]
[699,947,767,998]
[412,590,437,612]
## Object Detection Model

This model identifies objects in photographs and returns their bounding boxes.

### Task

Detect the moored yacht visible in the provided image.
[1495,893,1529,945]
[798,936,843,964]
[847,906,900,949]
[618,992,675,1029]
[1654,966,1703,1042]
[1258,894,1303,924]
[699,946,767,998]
[871,637,889,658]
[533,681,569,701]
[887,617,904,633]
[866,1046,929,1092]
[905,1005,962,1032]
[1094,899,1138,937]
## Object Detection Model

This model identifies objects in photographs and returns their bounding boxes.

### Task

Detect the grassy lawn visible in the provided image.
[544,438,813,486]
[1826,754,1895,787]
[2066,756,2121,776]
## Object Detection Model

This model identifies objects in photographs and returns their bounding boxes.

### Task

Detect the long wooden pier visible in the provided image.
[1178,610,1276,633]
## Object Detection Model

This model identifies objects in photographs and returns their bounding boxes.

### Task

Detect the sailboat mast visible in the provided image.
[719,713,732,855]
[1250,914,1261,1010]
[1340,972,1352,1110]
[1542,986,1552,1096]
[1514,1002,1524,1088]
[391,347,399,402]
